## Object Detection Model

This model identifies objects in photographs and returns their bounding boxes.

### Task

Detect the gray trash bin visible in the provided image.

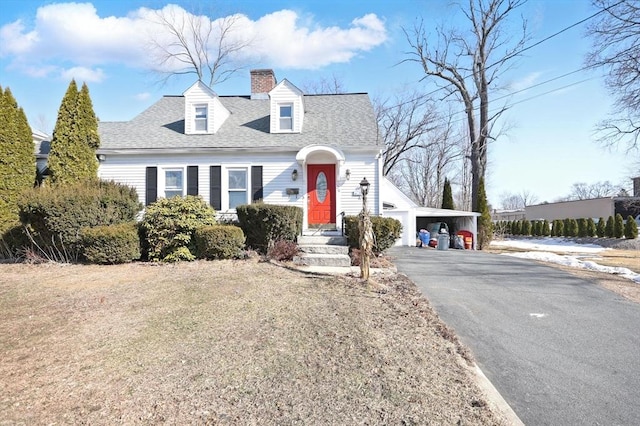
[437,233,449,250]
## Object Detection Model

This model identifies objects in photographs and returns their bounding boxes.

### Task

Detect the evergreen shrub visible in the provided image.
[605,216,615,238]
[194,225,245,260]
[577,218,588,237]
[80,223,140,264]
[344,215,402,254]
[614,214,624,238]
[596,217,606,237]
[625,216,638,240]
[140,195,216,262]
[236,204,302,252]
[586,218,597,237]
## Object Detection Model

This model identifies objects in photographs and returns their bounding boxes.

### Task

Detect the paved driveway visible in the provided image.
[388,247,640,425]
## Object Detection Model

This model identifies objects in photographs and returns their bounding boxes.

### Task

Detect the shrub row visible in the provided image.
[495,214,638,239]
[344,215,402,254]
[236,203,302,253]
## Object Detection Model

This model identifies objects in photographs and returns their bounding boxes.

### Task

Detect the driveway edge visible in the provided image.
[471,364,524,426]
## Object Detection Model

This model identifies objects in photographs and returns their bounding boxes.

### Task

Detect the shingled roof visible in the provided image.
[98,93,379,151]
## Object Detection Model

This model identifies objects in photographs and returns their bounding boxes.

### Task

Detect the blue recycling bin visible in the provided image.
[418,229,430,247]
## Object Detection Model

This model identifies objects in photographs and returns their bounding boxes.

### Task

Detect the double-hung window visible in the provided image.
[195,105,208,132]
[228,168,247,209]
[164,168,184,198]
[279,105,292,131]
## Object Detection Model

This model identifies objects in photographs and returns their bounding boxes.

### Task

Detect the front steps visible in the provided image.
[294,233,351,267]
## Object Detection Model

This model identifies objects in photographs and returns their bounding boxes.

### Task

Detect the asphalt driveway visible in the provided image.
[388,246,640,425]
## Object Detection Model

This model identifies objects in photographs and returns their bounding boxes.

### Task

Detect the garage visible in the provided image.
[381,178,479,249]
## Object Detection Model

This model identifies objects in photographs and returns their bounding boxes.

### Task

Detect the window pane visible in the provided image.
[195,106,207,118]
[165,170,183,189]
[195,119,207,131]
[280,105,292,117]
[228,169,247,189]
[280,117,292,130]
[229,191,247,209]
[316,172,327,203]
[165,190,182,199]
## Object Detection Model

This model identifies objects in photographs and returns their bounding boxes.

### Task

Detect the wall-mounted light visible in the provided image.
[291,169,298,181]
[97,154,106,162]
[345,169,351,180]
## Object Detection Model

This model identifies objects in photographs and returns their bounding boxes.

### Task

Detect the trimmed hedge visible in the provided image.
[80,223,140,264]
[18,179,141,259]
[344,215,402,254]
[194,225,245,260]
[236,204,302,252]
[140,195,216,262]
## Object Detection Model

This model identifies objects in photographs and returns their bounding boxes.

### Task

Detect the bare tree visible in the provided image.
[565,181,621,200]
[146,5,252,88]
[376,92,441,176]
[499,189,537,209]
[586,0,640,152]
[404,0,528,211]
[302,74,346,94]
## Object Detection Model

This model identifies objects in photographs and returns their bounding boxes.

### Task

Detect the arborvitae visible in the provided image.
[625,215,638,240]
[506,220,512,235]
[476,177,493,249]
[605,216,615,238]
[0,87,35,230]
[512,220,521,235]
[534,220,542,236]
[441,177,455,209]
[554,219,564,237]
[614,213,624,238]
[577,218,588,237]
[568,219,578,237]
[563,218,571,237]
[521,219,531,236]
[586,218,597,237]
[47,80,98,184]
[77,82,100,150]
[542,220,550,236]
[596,217,606,237]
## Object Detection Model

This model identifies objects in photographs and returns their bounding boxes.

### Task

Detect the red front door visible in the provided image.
[307,164,336,226]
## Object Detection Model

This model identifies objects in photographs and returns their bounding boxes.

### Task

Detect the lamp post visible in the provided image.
[359,177,372,280]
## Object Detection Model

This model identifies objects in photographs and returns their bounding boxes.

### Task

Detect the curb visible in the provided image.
[472,364,524,425]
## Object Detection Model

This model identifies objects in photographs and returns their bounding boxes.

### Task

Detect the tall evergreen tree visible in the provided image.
[605,215,615,238]
[0,86,34,230]
[625,216,638,240]
[586,218,597,237]
[47,80,98,184]
[476,177,492,250]
[441,177,455,209]
[596,217,606,237]
[614,213,624,238]
[77,82,100,150]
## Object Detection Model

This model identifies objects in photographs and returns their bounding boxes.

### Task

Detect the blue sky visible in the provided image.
[1,0,637,206]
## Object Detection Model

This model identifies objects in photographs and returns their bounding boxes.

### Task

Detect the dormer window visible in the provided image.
[195,105,208,131]
[279,105,293,131]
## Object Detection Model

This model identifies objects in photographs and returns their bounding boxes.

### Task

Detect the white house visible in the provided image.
[97,69,383,235]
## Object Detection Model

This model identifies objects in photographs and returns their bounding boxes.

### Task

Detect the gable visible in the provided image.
[183,80,229,134]
[269,79,304,134]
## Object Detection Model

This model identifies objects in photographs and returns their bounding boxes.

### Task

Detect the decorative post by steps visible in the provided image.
[358,177,373,280]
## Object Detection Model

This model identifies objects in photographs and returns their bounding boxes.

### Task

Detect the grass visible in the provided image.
[0,259,506,425]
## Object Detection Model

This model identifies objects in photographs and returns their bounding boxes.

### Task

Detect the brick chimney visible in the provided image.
[250,69,276,99]
[633,176,640,197]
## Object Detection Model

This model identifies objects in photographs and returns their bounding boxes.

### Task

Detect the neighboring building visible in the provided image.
[525,195,640,222]
[492,209,526,222]
[32,129,50,175]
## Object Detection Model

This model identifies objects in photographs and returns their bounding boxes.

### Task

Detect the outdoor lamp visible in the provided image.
[291,169,298,181]
[359,177,370,196]
[345,169,351,180]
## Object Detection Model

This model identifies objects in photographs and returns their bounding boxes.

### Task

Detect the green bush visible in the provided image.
[521,220,531,236]
[586,218,597,237]
[18,179,141,259]
[194,225,245,260]
[140,195,216,262]
[625,215,638,240]
[553,220,564,237]
[511,220,521,235]
[0,222,29,260]
[344,215,402,254]
[605,216,615,238]
[614,213,625,238]
[577,218,588,237]
[236,204,302,252]
[596,217,606,237]
[542,220,550,236]
[80,223,140,264]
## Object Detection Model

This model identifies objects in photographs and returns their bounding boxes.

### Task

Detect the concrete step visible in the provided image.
[293,253,352,267]
[298,245,349,255]
[297,235,348,246]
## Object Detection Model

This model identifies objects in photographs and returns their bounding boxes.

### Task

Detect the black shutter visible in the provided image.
[210,166,221,210]
[145,167,157,206]
[187,166,198,195]
[251,166,263,202]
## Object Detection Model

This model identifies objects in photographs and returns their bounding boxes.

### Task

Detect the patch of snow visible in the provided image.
[490,238,640,285]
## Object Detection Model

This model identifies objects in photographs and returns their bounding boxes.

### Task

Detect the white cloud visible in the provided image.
[509,71,544,92]
[60,66,105,83]
[134,92,151,101]
[0,2,388,79]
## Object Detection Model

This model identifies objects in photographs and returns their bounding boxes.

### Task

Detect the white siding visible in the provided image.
[183,81,229,134]
[269,81,304,133]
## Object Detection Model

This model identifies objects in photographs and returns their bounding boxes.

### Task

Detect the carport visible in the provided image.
[380,178,479,249]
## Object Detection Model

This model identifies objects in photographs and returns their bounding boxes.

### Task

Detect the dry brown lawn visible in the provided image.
[0,259,507,425]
